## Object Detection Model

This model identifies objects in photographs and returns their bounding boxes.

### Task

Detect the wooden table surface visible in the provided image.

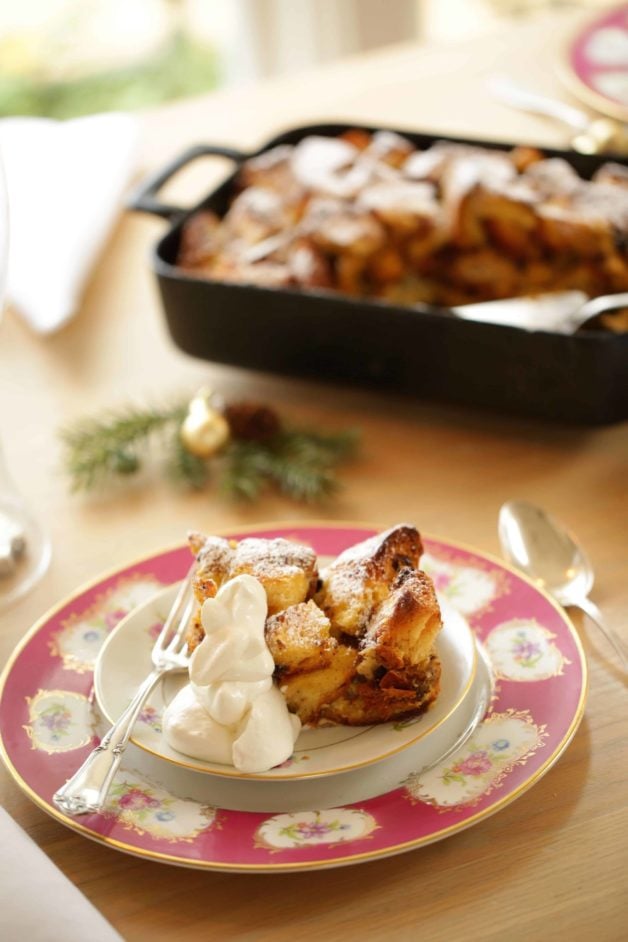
[1,9,627,941]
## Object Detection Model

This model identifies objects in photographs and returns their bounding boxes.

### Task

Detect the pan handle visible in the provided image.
[127,143,248,221]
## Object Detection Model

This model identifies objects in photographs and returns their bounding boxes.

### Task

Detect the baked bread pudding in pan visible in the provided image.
[186,525,442,726]
[177,130,628,328]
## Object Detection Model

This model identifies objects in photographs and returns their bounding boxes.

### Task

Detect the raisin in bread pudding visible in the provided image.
[186,525,442,726]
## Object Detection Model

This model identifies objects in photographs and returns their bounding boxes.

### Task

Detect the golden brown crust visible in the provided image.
[314,524,423,637]
[357,568,442,677]
[186,612,206,652]
[317,566,442,726]
[189,533,233,611]
[188,533,317,610]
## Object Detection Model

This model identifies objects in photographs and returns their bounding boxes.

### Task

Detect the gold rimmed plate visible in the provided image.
[0,523,586,871]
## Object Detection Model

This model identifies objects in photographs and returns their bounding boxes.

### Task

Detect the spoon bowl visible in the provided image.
[499,500,627,672]
[451,291,628,335]
[498,500,594,604]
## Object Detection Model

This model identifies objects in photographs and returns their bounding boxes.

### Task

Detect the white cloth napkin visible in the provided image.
[0,807,124,941]
[0,112,138,334]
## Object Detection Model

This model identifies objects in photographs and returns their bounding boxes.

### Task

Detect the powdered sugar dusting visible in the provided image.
[233,538,317,580]
[333,532,383,567]
[196,536,234,578]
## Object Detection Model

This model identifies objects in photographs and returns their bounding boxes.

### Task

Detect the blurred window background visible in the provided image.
[0,0,611,119]
[0,0,222,118]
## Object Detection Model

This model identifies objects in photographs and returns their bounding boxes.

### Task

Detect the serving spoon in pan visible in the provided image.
[449,291,628,333]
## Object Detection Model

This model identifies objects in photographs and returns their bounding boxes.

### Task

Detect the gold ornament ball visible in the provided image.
[180,400,230,458]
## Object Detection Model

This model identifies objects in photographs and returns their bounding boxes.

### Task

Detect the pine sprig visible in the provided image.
[59,401,359,502]
[60,405,185,492]
[221,441,273,501]
[221,429,359,502]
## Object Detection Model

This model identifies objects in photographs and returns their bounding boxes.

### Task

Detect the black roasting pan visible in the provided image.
[129,123,628,425]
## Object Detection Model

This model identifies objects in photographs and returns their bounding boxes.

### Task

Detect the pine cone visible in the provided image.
[224,402,282,442]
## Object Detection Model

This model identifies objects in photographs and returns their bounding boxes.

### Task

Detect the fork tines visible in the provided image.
[153,563,196,655]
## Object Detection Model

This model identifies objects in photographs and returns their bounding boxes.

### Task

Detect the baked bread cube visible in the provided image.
[538,204,615,258]
[287,239,333,289]
[441,151,516,248]
[357,567,442,679]
[224,187,290,244]
[476,181,540,259]
[302,197,385,257]
[509,145,544,172]
[189,533,234,604]
[266,600,336,673]
[357,180,440,234]
[229,537,318,614]
[316,567,442,727]
[186,533,318,650]
[363,130,414,168]
[315,524,423,638]
[237,144,302,201]
[523,158,581,198]
[448,248,520,298]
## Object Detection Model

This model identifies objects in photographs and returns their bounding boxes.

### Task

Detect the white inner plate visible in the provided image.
[95,583,477,781]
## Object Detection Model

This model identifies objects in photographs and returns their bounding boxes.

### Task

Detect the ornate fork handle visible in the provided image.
[53,667,166,816]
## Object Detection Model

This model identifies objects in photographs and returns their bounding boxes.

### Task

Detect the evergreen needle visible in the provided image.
[60,403,186,491]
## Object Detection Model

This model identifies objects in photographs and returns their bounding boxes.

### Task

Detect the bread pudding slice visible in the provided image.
[185,524,442,727]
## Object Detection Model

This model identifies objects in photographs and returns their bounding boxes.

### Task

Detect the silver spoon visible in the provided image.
[498,500,628,672]
[452,291,628,334]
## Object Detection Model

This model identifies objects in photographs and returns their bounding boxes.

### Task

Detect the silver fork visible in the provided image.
[53,565,196,816]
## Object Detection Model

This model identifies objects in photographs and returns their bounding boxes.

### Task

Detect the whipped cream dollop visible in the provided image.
[162,574,301,773]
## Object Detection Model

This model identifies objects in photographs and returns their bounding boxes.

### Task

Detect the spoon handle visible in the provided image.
[486,74,591,132]
[577,596,628,672]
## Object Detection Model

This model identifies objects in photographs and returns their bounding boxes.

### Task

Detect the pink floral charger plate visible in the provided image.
[562,4,628,121]
[0,523,587,873]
